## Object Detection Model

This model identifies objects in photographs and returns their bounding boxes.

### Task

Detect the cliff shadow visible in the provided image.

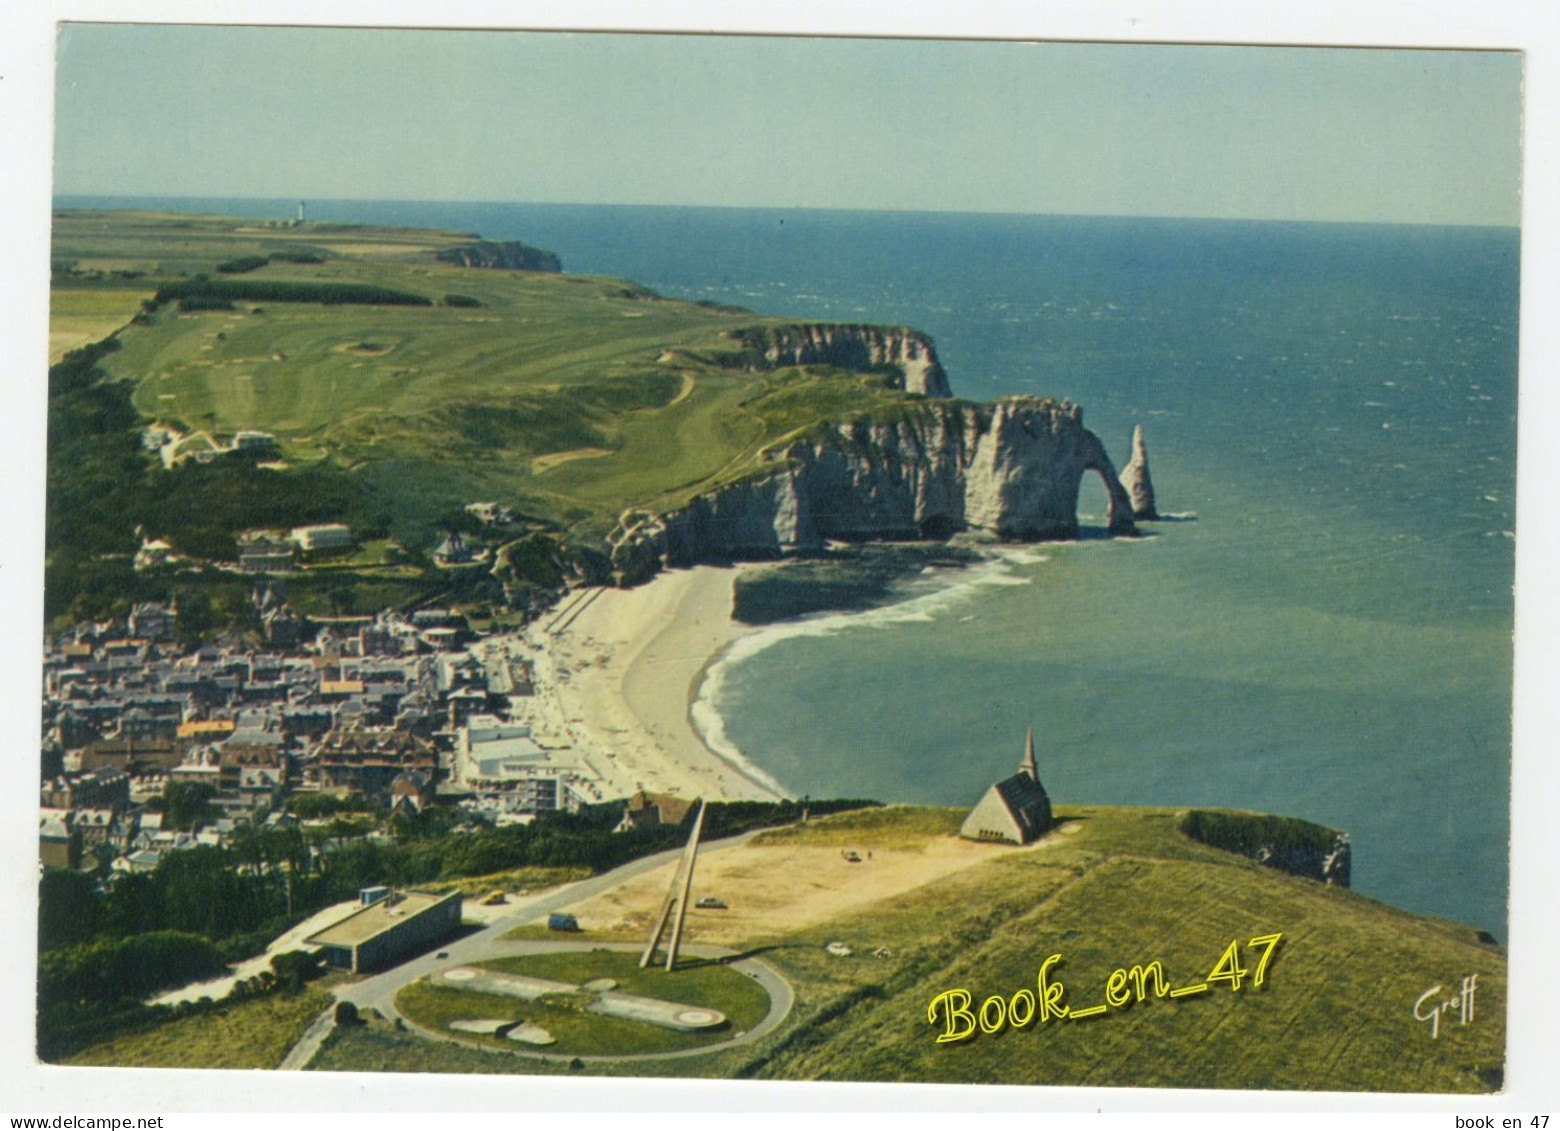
[1073,525,1116,541]
[1074,525,1159,541]
[674,943,811,970]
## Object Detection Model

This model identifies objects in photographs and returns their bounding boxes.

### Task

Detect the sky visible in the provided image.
[52,24,1523,226]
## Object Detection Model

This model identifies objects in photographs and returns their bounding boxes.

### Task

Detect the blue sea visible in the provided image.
[59,196,1518,937]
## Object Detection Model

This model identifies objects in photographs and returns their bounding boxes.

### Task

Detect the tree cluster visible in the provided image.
[215,256,269,275]
[153,279,431,307]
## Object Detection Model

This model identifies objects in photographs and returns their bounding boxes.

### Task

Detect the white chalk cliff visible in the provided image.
[1119,423,1158,520]
[732,324,952,397]
[608,396,1141,583]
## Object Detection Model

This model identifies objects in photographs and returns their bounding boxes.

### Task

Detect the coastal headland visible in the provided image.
[48,208,1150,624]
[41,208,1510,1092]
[46,208,1155,807]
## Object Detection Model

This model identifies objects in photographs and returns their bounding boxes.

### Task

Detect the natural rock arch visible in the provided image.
[1072,463,1138,536]
[1076,431,1139,537]
[611,398,1142,583]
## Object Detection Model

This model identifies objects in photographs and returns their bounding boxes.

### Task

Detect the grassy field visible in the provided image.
[48,283,155,363]
[51,209,476,275]
[734,806,1506,1093]
[749,804,965,848]
[53,209,922,550]
[394,950,771,1058]
[62,983,334,1069]
[418,865,591,899]
[43,209,952,629]
[313,806,1505,1092]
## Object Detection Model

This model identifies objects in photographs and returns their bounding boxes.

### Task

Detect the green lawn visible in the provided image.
[49,283,154,363]
[750,804,963,849]
[319,806,1503,1092]
[300,538,414,572]
[55,209,931,546]
[62,984,334,1070]
[45,209,962,629]
[418,865,590,898]
[394,949,771,1058]
[729,805,1505,1093]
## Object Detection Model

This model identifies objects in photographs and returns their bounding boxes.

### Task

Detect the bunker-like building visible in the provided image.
[306,889,462,973]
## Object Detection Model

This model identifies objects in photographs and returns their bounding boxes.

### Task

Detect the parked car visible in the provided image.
[695,896,727,909]
[825,941,853,957]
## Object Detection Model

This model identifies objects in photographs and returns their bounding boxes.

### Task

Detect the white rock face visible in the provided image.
[1119,423,1158,520]
[609,397,1138,582]
[739,324,953,397]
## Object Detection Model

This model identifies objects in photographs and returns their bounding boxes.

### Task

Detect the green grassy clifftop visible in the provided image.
[46,209,946,625]
[309,805,1505,1092]
[735,806,1503,1091]
[53,210,932,546]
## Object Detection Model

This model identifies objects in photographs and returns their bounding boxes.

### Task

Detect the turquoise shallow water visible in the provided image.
[63,199,1518,935]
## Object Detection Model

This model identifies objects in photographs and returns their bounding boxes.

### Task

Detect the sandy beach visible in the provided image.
[517,566,785,803]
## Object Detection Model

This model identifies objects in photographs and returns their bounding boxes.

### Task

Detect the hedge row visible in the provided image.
[154,279,431,307]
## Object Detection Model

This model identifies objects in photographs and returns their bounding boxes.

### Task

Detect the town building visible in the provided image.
[389,770,435,816]
[615,791,696,833]
[39,591,610,879]
[114,849,164,875]
[41,768,130,812]
[170,746,224,788]
[433,532,474,566]
[290,524,354,553]
[231,746,289,794]
[238,532,296,573]
[39,811,80,870]
[312,724,438,799]
[133,537,176,572]
[128,601,178,642]
[464,501,516,526]
[230,430,280,456]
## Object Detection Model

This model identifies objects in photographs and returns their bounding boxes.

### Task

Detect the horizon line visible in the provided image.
[49,192,1521,232]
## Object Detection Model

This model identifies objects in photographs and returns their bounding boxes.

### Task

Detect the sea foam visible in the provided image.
[690,548,1045,790]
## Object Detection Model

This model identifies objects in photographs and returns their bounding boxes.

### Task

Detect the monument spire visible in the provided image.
[1020,726,1038,780]
[640,798,707,972]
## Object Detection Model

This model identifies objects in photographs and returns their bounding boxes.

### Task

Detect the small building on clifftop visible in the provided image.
[960,728,1055,845]
[305,889,462,974]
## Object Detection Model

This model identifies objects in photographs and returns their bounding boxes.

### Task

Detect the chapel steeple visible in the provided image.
[1020,726,1038,780]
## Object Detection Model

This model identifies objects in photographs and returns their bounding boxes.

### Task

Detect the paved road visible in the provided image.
[154,899,362,1007]
[277,1005,338,1070]
[281,826,790,1068]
